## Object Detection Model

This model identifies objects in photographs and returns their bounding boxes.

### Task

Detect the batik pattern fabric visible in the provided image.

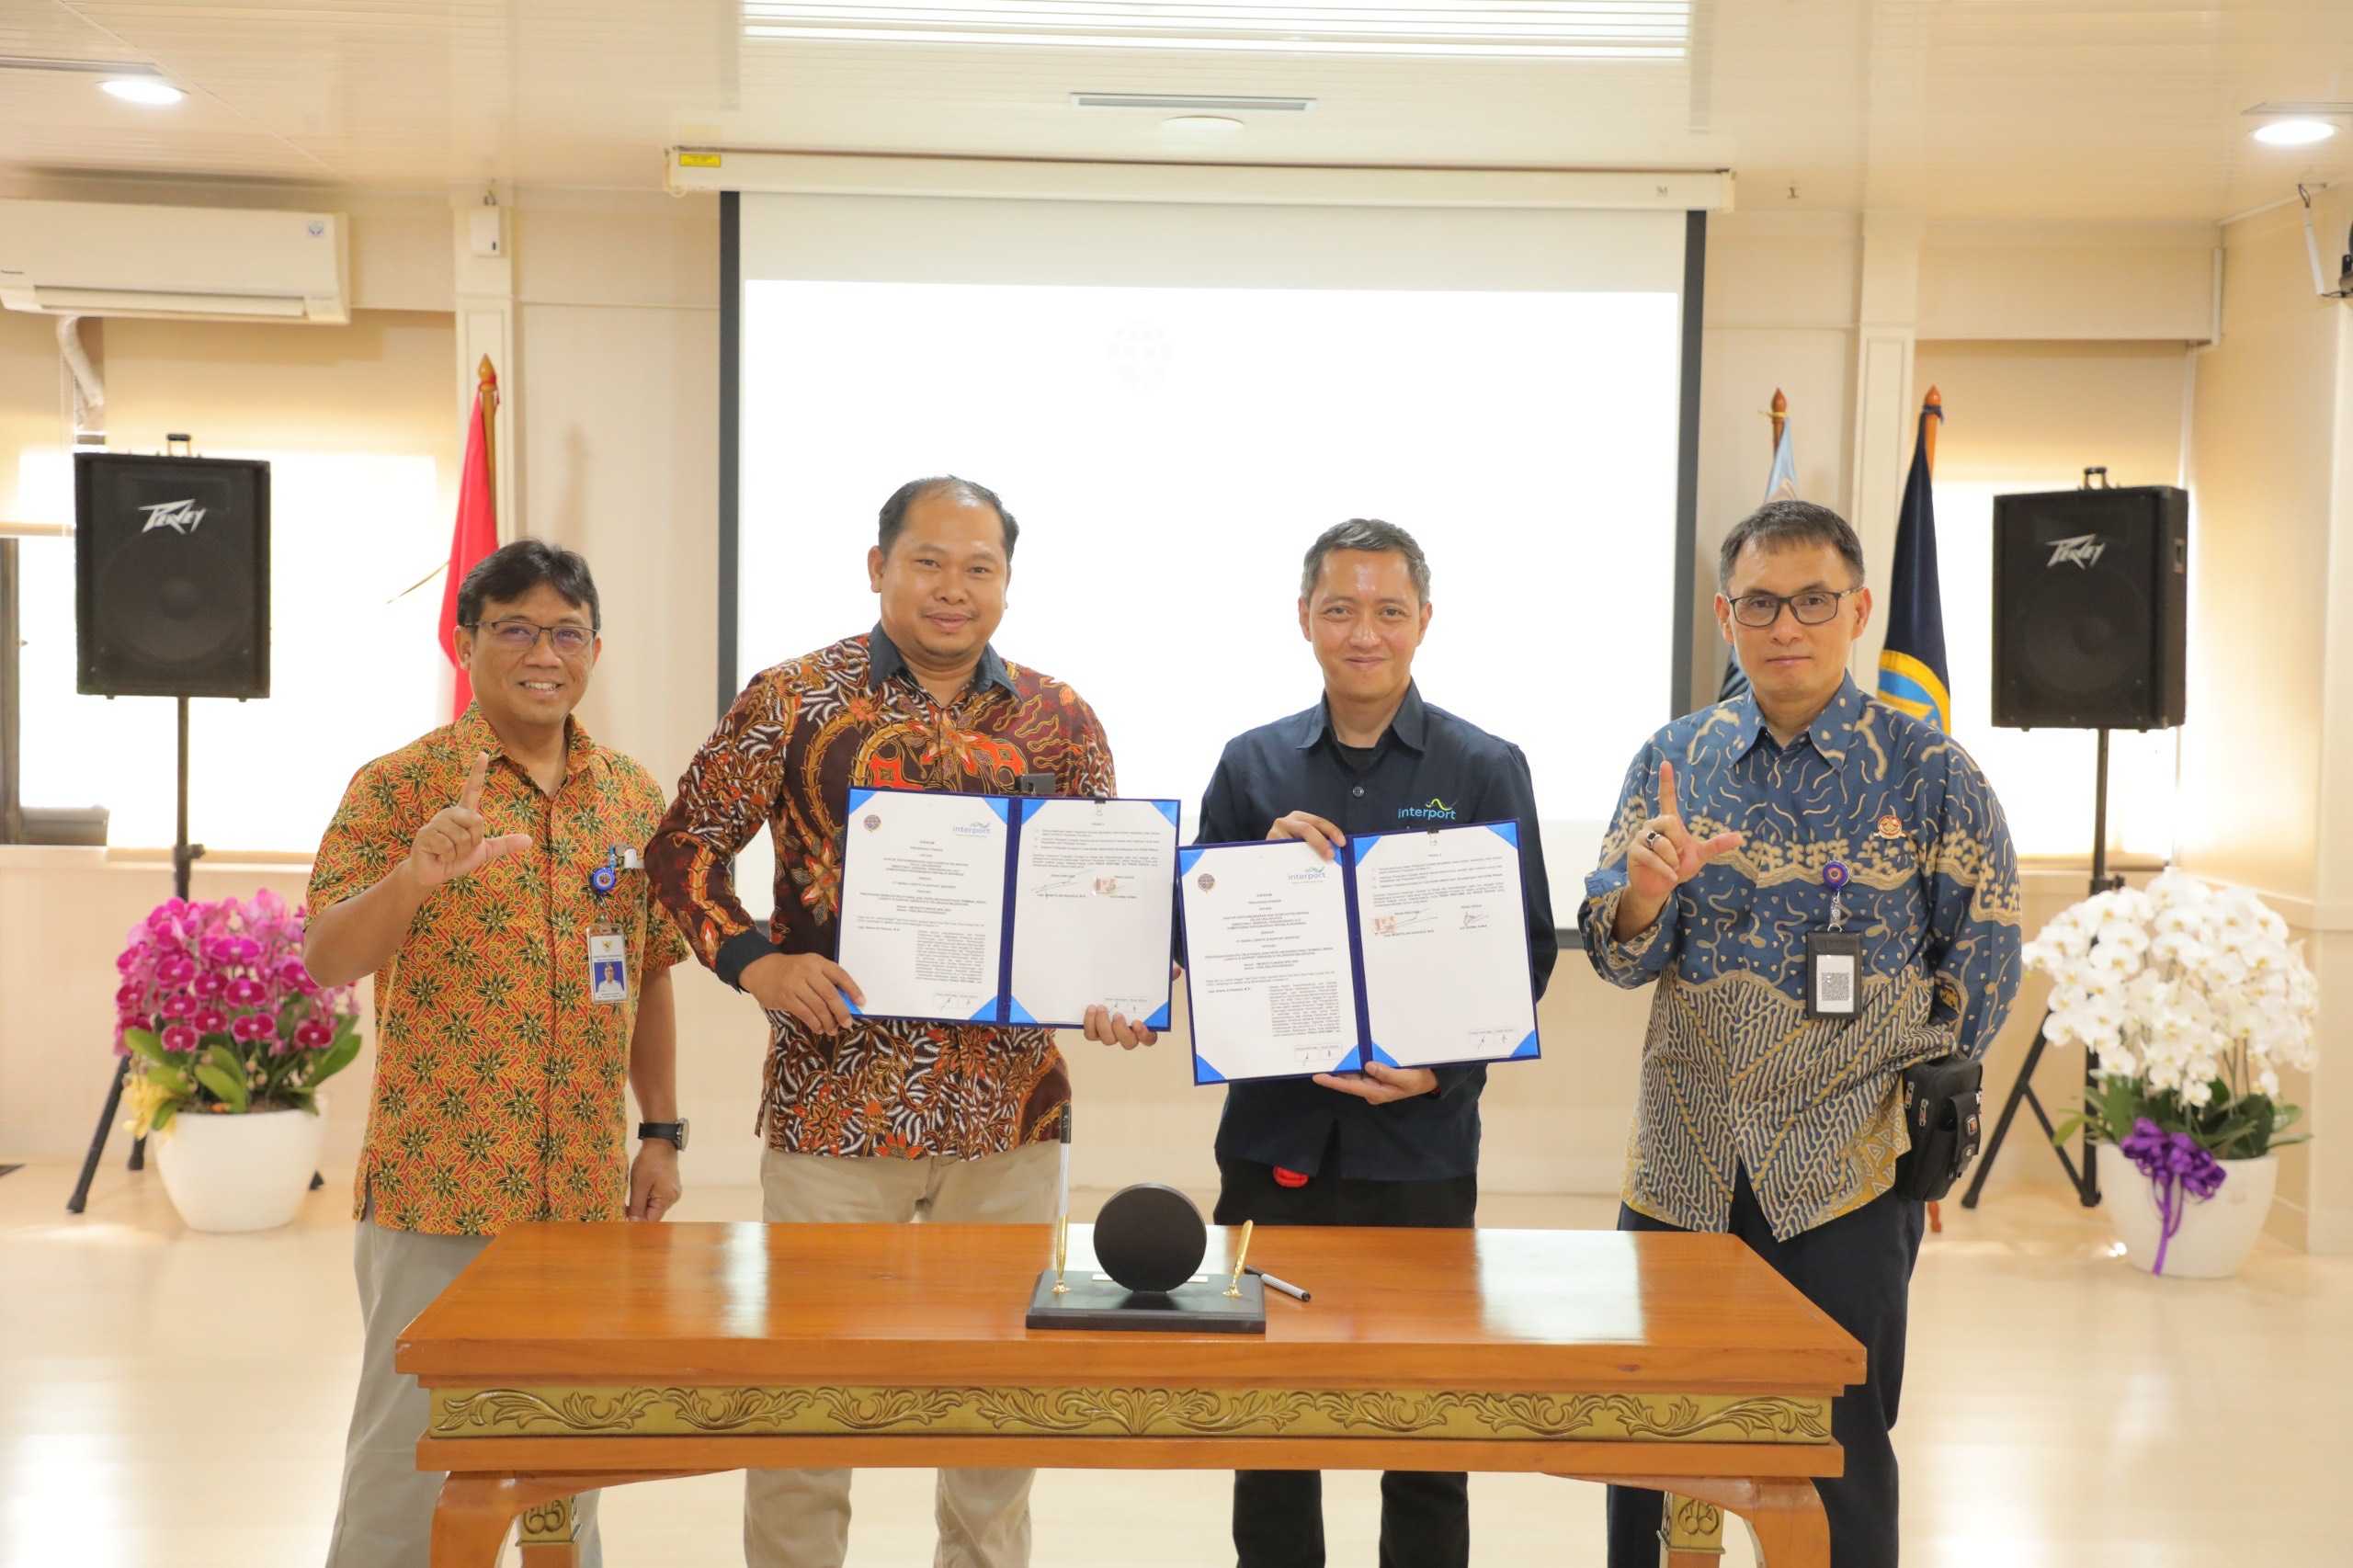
[1577,677,2022,1240]
[308,706,689,1236]
[647,627,1116,1160]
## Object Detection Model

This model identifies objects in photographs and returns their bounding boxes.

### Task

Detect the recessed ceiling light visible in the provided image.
[99,76,183,106]
[1162,114,1245,132]
[2252,118,2336,146]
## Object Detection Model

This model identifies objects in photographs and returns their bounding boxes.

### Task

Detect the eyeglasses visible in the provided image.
[1727,587,1860,629]
[463,618,596,655]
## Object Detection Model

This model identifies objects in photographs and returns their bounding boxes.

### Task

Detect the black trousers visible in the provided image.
[1606,1167,1925,1568]
[1214,1155,1479,1568]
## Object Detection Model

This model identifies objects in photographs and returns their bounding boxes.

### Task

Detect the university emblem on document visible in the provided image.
[1196,872,1216,892]
[863,813,881,833]
[1876,813,1905,840]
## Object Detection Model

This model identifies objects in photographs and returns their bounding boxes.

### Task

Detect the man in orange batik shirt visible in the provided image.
[305,540,691,1568]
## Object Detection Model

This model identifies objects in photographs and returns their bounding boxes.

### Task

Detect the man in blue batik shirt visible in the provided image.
[1580,499,2021,1568]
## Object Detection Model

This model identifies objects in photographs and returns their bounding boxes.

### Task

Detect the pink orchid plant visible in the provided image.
[113,890,361,1135]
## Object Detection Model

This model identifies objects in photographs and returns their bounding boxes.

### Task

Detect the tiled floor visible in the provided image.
[5,1161,2346,1566]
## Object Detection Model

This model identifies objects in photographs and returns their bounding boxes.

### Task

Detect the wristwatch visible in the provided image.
[638,1119,689,1152]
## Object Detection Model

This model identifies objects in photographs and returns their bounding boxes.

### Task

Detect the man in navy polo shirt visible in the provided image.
[1188,517,1557,1568]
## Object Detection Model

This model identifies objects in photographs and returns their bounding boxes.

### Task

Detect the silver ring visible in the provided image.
[1644,830,1665,850]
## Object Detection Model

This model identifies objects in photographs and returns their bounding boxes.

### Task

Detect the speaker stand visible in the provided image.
[66,699,205,1214]
[1962,728,2119,1211]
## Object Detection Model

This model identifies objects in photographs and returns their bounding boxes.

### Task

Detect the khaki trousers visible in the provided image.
[323,1212,603,1568]
[745,1142,1061,1568]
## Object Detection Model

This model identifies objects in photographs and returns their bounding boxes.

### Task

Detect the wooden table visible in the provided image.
[401,1221,1863,1566]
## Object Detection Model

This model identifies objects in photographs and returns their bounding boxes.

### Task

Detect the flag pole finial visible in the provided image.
[1921,385,1942,474]
[472,356,499,517]
[1768,387,1788,452]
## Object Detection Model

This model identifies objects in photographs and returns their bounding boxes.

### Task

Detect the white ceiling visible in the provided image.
[0,0,2349,221]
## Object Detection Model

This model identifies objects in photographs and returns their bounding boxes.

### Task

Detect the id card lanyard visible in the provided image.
[586,846,640,1006]
[1804,859,1861,1019]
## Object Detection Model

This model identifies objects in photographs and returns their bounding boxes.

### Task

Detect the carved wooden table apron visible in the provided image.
[402,1221,1863,1567]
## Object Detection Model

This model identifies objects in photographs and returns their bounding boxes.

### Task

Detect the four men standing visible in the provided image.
[305,490,2017,1568]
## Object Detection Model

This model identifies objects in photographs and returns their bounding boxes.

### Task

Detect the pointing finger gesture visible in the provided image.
[409,750,532,891]
[1627,757,1743,901]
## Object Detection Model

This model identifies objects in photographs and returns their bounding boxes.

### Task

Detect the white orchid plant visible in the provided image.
[2027,868,2315,1161]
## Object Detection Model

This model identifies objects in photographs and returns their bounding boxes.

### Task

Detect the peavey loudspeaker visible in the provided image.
[1992,483,2186,731]
[74,452,269,699]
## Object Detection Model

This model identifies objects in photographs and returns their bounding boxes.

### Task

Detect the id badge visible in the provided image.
[1804,931,1861,1018]
[587,929,631,1005]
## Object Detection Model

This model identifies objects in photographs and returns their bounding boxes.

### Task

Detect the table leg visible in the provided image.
[1660,1490,1726,1564]
[518,1495,582,1567]
[1733,1480,1830,1566]
[431,1475,529,1568]
[1613,1477,1832,1568]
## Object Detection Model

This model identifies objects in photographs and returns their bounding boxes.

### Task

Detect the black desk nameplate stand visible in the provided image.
[1028,1182,1268,1334]
[1026,1270,1267,1334]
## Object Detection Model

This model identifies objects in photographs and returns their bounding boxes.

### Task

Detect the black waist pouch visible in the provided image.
[1894,1055,1984,1202]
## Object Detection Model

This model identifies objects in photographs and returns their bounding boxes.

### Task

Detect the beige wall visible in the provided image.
[2180,186,2353,1252]
[102,311,459,473]
[0,308,65,519]
[1917,221,2216,343]
[1912,339,2189,488]
[2180,194,2345,910]
[0,307,458,523]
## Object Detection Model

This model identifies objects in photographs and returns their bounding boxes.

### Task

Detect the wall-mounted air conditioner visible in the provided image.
[0,199,350,324]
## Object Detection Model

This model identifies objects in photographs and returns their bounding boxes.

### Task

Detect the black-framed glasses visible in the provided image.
[463,617,596,655]
[1728,586,1860,629]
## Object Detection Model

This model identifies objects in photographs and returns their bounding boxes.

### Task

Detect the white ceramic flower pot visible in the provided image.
[153,1100,327,1233]
[2098,1144,2278,1278]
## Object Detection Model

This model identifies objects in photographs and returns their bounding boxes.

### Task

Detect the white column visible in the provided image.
[1846,210,1924,685]
[451,184,519,539]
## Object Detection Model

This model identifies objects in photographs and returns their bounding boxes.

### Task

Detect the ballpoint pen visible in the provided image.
[1245,1266,1311,1302]
[1052,1108,1073,1294]
[1225,1220,1255,1297]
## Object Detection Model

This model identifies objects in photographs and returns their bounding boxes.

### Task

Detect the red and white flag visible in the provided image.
[438,359,499,722]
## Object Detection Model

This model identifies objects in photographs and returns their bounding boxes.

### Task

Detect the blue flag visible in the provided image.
[1875,407,1950,733]
[1761,421,1799,505]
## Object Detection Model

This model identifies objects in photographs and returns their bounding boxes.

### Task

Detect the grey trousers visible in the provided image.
[744,1142,1061,1568]
[323,1212,603,1567]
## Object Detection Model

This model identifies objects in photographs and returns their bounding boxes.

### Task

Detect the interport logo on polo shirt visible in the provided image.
[1397,798,1457,822]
